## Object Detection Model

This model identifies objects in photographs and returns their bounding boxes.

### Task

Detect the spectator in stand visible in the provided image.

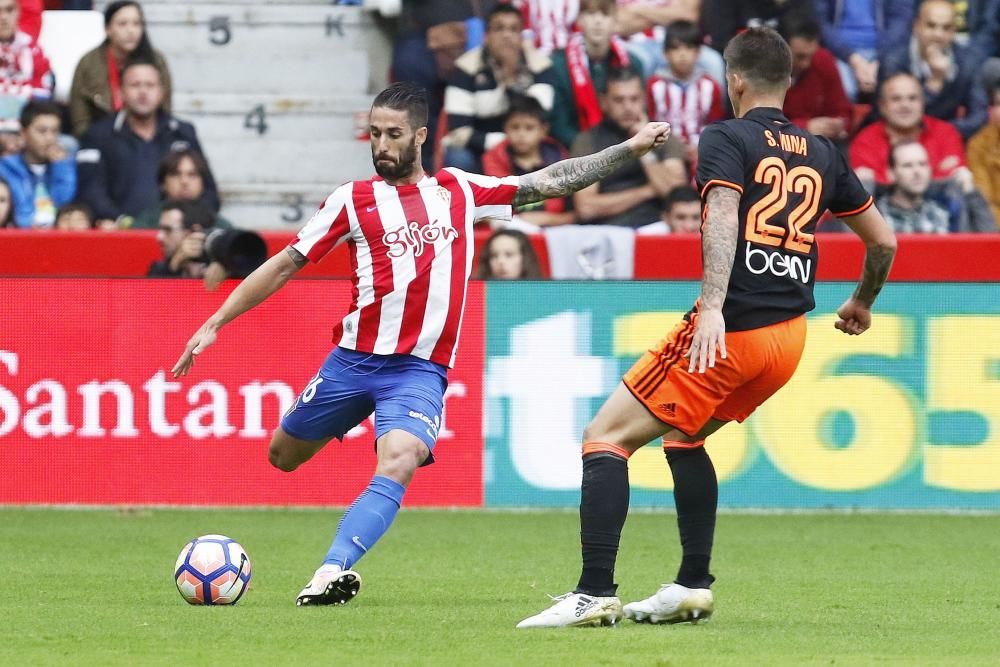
[850,73,972,192]
[390,0,493,173]
[77,60,218,228]
[637,184,701,234]
[0,100,74,228]
[483,94,573,227]
[0,0,52,133]
[646,20,723,161]
[548,0,643,150]
[127,148,233,229]
[474,228,544,279]
[147,199,216,278]
[876,141,952,233]
[571,69,686,227]
[54,202,95,230]
[814,0,915,102]
[442,4,556,172]
[781,18,851,142]
[700,0,815,53]
[953,0,1000,93]
[0,174,12,226]
[69,1,172,139]
[968,86,1000,225]
[879,0,988,140]
[876,140,995,233]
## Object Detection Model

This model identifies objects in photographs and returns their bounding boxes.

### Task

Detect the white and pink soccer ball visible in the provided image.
[174,535,252,605]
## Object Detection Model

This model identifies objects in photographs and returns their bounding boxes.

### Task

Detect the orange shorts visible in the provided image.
[623,314,807,436]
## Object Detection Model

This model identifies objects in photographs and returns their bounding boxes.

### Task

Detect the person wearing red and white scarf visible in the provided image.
[548,0,644,148]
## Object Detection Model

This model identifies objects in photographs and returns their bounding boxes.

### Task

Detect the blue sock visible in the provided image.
[324,475,406,569]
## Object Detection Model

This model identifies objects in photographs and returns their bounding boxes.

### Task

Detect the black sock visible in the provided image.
[665,446,717,589]
[575,452,629,597]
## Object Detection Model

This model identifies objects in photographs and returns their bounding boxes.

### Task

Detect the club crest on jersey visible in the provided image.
[436,187,451,205]
[382,219,458,258]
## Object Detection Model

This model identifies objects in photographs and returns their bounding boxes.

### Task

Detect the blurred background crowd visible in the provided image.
[2,0,998,281]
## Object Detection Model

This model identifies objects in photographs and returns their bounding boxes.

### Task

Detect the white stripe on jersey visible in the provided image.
[448,175,480,368]
[371,181,417,354]
[339,184,369,350]
[410,180,457,360]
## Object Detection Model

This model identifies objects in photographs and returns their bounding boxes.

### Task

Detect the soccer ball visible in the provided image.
[174,534,252,605]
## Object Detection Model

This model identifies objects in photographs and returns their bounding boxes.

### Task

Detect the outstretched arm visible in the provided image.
[835,205,897,335]
[513,122,671,207]
[171,247,307,376]
[686,186,741,373]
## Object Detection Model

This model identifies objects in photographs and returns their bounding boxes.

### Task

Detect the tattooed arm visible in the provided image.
[686,186,741,372]
[172,247,306,377]
[513,122,671,207]
[834,204,897,335]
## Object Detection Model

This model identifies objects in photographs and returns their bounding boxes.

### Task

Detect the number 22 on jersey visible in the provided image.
[745,156,823,254]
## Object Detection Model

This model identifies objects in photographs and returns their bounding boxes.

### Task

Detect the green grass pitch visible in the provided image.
[2,508,998,666]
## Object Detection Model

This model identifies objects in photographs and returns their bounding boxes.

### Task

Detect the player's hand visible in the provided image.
[686,308,727,373]
[834,298,872,336]
[627,122,671,157]
[172,323,218,377]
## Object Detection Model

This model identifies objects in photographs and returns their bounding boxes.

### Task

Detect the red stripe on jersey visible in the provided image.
[301,194,351,263]
[352,181,392,352]
[393,185,437,353]
[333,236,362,342]
[430,170,469,364]
[466,179,519,206]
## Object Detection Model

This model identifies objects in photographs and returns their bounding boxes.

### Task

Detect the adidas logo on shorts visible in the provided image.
[658,402,677,415]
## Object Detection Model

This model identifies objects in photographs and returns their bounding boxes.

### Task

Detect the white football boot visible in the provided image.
[516,592,623,628]
[623,583,713,624]
[295,564,362,606]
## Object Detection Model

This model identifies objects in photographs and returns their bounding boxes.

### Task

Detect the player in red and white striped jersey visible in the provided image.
[172,82,671,607]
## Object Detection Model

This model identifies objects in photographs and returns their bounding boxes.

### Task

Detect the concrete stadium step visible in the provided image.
[174,93,373,142]
[219,183,337,231]
[141,5,371,95]
[205,135,371,186]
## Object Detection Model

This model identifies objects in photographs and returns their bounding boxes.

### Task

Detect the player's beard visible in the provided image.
[373,138,419,181]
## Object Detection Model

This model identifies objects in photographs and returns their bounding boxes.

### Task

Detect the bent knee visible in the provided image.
[377,439,429,476]
[268,445,299,472]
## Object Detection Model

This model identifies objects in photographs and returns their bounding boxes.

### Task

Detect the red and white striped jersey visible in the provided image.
[646,73,723,146]
[291,168,519,368]
[516,0,580,55]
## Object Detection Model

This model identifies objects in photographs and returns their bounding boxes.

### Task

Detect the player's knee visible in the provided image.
[268,445,299,472]
[582,420,609,446]
[377,438,427,479]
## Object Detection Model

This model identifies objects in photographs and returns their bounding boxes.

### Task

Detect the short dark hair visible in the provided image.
[664,185,701,212]
[19,100,63,129]
[664,20,702,50]
[723,27,792,90]
[158,148,211,188]
[121,58,162,82]
[504,93,548,126]
[162,199,216,231]
[878,72,921,103]
[605,67,643,90]
[888,139,926,170]
[781,17,822,42]
[486,3,523,29]
[56,202,95,229]
[371,81,429,130]
[579,0,616,15]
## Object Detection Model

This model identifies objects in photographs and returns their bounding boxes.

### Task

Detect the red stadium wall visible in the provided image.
[2,229,999,281]
[0,279,485,507]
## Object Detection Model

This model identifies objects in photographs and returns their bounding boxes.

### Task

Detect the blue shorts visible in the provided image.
[280,347,448,464]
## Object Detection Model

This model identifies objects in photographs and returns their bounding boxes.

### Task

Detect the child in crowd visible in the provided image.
[646,20,723,163]
[483,95,574,227]
[0,100,75,228]
[55,202,95,230]
[474,229,544,279]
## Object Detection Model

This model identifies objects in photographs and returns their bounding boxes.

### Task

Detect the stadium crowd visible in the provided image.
[1,0,998,271]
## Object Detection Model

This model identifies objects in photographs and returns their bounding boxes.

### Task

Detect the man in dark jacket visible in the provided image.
[76,59,218,227]
[878,0,988,139]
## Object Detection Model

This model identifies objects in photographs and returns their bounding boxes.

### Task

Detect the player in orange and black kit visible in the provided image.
[517,27,898,629]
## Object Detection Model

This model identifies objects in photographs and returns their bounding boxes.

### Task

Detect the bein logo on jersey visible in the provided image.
[382,220,458,258]
[744,246,813,284]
